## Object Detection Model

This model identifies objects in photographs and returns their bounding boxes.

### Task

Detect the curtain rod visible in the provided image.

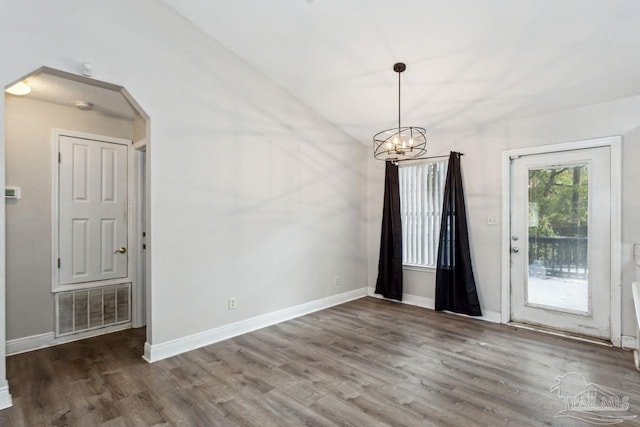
[393,152,464,165]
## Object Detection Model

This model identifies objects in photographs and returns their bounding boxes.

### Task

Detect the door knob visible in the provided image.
[512,247,520,253]
[114,247,127,254]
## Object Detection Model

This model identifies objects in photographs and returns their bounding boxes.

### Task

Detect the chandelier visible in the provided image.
[373,63,427,162]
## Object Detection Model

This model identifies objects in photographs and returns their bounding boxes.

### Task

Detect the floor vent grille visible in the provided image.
[56,283,130,337]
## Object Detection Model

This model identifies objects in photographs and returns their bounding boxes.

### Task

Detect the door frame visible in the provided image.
[50,129,133,293]
[131,138,147,328]
[500,136,622,346]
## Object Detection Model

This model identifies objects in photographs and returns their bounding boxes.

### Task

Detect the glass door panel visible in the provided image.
[527,165,589,314]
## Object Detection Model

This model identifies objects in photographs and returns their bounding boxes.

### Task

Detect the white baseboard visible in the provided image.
[6,323,132,356]
[622,335,638,351]
[144,287,368,363]
[6,332,53,356]
[0,386,12,410]
[367,287,502,323]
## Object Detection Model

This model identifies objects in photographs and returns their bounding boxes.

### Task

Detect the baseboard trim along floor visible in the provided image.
[143,287,367,363]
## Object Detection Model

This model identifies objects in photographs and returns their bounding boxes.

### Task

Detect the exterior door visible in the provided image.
[510,147,611,340]
[58,134,129,286]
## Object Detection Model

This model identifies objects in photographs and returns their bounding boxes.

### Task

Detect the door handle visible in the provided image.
[512,247,520,253]
[114,247,127,254]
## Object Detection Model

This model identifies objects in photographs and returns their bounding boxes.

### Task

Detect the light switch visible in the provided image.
[487,215,498,225]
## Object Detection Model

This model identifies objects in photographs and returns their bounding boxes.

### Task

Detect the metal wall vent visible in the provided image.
[56,283,130,337]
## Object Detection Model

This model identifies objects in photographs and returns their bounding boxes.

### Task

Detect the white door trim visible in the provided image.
[51,129,132,293]
[500,136,622,346]
[131,139,146,328]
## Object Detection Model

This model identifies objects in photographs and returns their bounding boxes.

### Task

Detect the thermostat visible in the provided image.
[5,186,21,199]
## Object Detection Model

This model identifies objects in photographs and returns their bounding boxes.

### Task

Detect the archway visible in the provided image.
[1,66,152,408]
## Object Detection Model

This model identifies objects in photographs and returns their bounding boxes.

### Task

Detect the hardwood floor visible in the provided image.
[1,297,639,426]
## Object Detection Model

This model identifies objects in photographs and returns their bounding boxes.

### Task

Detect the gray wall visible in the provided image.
[5,96,133,340]
[133,113,146,144]
[368,94,640,337]
[0,0,368,354]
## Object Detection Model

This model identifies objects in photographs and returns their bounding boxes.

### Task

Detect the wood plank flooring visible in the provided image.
[1,296,639,426]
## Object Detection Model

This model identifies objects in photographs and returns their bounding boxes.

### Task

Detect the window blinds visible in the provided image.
[399,161,448,267]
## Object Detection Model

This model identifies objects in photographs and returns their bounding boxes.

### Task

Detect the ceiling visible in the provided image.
[11,72,136,120]
[162,0,640,144]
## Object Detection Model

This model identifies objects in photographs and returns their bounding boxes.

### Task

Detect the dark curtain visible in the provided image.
[435,152,482,316]
[375,162,403,301]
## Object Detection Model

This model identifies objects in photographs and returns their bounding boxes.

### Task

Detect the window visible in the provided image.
[399,161,448,267]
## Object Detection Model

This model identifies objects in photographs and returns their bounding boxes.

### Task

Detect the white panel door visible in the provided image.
[58,135,128,285]
[510,147,611,339]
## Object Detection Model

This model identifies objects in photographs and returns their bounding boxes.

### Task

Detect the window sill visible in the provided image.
[403,264,437,273]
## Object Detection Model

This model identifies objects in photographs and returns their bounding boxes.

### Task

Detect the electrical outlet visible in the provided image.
[228,297,237,310]
[334,275,340,286]
[487,215,498,225]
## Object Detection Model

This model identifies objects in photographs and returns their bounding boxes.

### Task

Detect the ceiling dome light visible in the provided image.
[75,101,94,111]
[5,81,31,96]
[373,63,427,162]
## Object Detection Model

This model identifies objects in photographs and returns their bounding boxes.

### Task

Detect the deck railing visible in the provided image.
[528,235,588,279]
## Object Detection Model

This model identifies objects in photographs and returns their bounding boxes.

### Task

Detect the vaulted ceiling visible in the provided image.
[162,0,640,144]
